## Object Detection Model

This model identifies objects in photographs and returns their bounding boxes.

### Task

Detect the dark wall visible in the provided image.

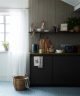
[29,0,80,51]
[29,0,73,28]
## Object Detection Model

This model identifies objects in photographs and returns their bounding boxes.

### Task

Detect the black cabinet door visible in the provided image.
[30,55,53,86]
[53,55,80,86]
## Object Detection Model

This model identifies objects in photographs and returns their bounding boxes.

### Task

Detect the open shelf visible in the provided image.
[29,31,80,34]
[30,52,80,56]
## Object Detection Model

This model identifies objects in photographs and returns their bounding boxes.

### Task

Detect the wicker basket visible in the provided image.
[13,76,27,91]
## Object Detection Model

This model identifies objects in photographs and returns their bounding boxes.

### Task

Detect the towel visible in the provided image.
[34,56,43,68]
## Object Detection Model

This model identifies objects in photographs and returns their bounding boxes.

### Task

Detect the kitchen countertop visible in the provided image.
[30,52,80,56]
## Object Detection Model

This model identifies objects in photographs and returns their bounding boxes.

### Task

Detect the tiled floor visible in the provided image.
[0,82,80,96]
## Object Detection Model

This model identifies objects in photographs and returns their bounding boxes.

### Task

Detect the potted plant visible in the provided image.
[66,17,80,32]
[3,41,9,51]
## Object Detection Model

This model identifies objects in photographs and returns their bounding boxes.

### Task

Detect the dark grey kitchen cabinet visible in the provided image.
[30,54,80,86]
[53,55,80,86]
[30,55,53,86]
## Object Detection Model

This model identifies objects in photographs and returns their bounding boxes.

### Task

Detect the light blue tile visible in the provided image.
[0,82,80,96]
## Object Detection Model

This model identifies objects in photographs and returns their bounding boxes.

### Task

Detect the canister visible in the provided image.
[32,44,39,53]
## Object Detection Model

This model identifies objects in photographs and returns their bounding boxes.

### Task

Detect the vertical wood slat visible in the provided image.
[29,0,75,51]
[29,0,73,29]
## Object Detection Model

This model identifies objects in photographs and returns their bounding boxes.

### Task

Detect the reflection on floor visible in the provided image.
[0,82,80,96]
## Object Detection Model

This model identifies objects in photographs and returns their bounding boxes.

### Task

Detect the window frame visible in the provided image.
[0,15,10,52]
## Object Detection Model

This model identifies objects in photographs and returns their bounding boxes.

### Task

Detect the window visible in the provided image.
[0,15,10,51]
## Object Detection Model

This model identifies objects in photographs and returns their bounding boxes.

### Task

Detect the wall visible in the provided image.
[29,0,73,28]
[0,53,9,81]
[0,0,28,8]
[29,0,80,50]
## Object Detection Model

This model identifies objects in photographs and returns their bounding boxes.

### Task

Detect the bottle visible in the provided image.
[41,20,45,31]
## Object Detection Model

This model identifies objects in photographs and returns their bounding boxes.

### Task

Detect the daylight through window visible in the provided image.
[0,15,10,51]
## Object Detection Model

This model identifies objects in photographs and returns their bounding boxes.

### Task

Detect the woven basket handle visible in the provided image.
[24,74,30,88]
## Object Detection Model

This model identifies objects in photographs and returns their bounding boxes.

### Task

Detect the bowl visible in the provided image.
[55,49,64,53]
[36,28,41,32]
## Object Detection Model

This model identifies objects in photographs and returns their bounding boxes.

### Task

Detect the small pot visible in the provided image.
[69,29,74,32]
[74,26,80,32]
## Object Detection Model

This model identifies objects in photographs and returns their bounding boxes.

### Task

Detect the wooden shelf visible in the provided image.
[29,31,55,33]
[29,31,80,34]
[30,52,80,56]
